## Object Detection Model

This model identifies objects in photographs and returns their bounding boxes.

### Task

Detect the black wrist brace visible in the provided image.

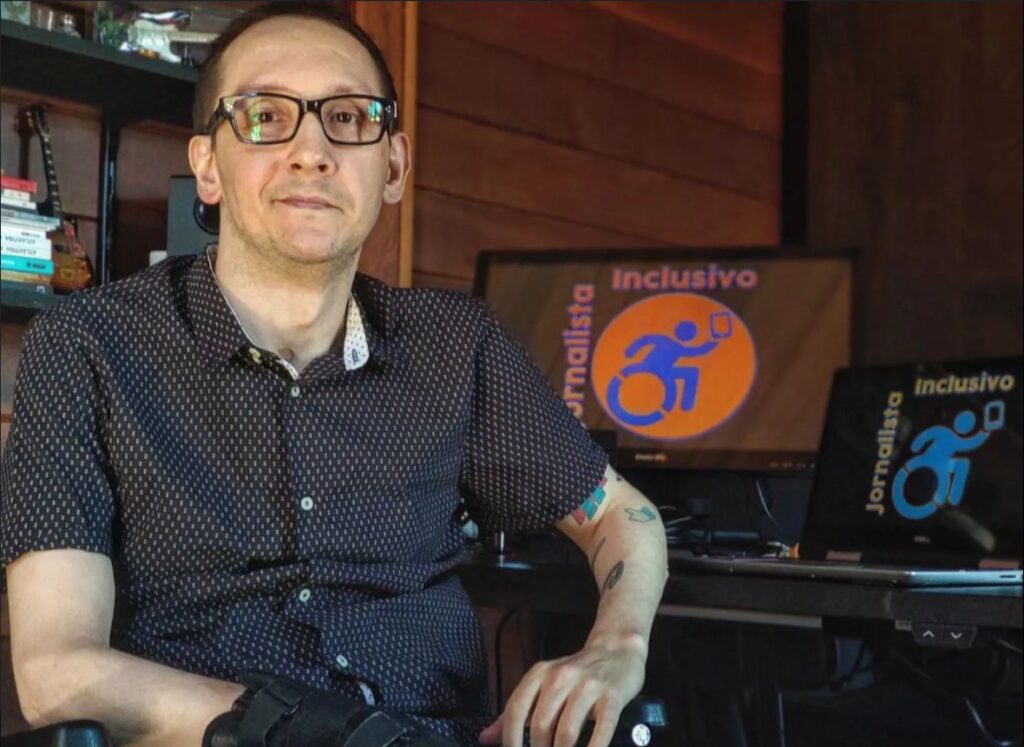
[202,671,458,747]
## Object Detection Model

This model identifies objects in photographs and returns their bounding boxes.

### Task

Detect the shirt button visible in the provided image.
[335,653,349,669]
[298,588,312,603]
[290,385,301,398]
[300,496,314,511]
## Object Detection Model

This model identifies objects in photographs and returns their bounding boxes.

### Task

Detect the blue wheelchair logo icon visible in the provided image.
[891,400,1005,520]
[605,315,730,427]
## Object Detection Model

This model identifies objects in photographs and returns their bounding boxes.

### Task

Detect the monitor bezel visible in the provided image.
[472,245,859,475]
[800,356,1024,565]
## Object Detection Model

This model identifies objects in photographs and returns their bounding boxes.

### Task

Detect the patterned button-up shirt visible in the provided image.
[1,246,608,744]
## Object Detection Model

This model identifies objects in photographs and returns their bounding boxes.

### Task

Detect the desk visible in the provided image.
[458,551,1023,747]
[458,550,1023,631]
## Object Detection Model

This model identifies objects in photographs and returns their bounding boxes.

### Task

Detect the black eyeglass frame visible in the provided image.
[204,91,399,145]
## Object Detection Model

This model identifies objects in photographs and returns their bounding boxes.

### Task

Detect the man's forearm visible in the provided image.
[584,480,668,652]
[19,643,243,747]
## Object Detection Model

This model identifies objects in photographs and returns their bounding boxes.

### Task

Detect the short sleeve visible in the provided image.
[458,301,609,533]
[1,311,117,585]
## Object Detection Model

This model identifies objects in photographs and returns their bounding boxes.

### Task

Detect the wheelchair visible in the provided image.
[0,696,667,747]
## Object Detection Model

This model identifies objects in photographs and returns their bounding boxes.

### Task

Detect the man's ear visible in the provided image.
[188,134,223,205]
[381,131,412,206]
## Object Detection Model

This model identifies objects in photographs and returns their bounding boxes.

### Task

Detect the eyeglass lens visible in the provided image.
[230,95,387,144]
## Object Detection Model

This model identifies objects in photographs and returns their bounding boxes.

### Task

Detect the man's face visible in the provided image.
[189,17,406,268]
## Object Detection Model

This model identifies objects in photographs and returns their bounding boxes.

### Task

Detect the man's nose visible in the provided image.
[287,110,336,172]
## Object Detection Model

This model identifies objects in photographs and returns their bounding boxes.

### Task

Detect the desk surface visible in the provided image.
[458,551,1024,631]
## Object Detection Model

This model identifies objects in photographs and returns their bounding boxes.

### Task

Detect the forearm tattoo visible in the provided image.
[602,560,625,592]
[571,476,608,526]
[625,506,658,523]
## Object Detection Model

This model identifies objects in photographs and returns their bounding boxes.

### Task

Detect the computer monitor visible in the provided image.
[473,247,855,473]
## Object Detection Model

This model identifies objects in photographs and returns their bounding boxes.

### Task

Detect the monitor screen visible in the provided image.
[802,358,1023,563]
[473,248,854,473]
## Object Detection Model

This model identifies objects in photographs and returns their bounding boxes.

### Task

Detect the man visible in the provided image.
[0,4,668,746]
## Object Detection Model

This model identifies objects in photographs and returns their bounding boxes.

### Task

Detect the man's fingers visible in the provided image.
[582,701,620,747]
[551,689,602,747]
[477,713,504,745]
[502,674,544,747]
[528,679,575,747]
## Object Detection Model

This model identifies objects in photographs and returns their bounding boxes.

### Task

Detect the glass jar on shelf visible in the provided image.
[57,12,81,37]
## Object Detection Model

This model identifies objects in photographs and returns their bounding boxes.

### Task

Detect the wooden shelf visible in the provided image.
[0,19,197,127]
[0,286,65,321]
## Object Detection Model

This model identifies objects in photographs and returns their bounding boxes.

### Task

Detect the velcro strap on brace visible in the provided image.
[342,711,415,747]
[238,675,310,747]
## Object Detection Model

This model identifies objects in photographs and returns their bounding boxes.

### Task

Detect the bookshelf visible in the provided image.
[0,285,60,321]
[0,17,200,318]
[0,19,197,125]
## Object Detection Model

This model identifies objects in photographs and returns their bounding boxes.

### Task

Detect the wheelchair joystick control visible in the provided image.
[563,695,667,747]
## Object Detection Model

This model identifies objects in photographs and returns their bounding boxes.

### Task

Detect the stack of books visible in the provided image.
[1,174,62,300]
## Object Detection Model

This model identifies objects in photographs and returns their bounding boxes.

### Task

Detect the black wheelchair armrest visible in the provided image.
[0,699,666,747]
[0,720,111,747]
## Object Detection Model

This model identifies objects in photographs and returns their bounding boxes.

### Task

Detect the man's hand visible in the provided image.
[480,464,667,747]
[478,632,646,747]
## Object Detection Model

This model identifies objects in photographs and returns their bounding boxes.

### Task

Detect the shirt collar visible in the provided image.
[183,244,397,372]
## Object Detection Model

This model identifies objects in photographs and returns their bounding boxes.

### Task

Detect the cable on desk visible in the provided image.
[660,504,696,549]
[753,476,797,547]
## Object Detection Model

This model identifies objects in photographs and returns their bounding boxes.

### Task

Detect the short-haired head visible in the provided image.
[192,1,398,136]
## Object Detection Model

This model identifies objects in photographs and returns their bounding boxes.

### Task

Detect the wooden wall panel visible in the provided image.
[807,2,1023,364]
[116,126,192,202]
[416,109,778,247]
[414,191,662,280]
[413,1,783,288]
[958,3,1024,358]
[350,0,418,287]
[411,271,471,293]
[419,1,781,136]
[591,2,783,74]
[114,126,192,279]
[418,26,780,203]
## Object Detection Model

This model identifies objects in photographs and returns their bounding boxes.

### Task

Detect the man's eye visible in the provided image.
[331,111,359,124]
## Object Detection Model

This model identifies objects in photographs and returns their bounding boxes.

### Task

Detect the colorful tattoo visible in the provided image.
[602,561,624,592]
[571,477,608,526]
[625,506,657,523]
[589,536,607,569]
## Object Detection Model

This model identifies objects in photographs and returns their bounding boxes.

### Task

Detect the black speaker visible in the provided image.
[167,175,218,256]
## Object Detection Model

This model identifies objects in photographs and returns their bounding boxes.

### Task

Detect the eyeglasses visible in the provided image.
[204,92,398,145]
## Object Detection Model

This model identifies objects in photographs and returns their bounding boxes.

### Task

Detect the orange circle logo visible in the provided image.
[591,293,757,440]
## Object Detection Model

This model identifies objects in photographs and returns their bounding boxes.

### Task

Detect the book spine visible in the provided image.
[1,244,53,261]
[0,207,61,230]
[1,189,33,202]
[0,176,37,193]
[0,278,53,295]
[0,196,37,210]
[2,224,52,245]
[1,270,53,285]
[0,255,54,275]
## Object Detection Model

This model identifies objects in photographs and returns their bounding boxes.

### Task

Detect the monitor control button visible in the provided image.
[911,622,943,647]
[940,624,977,649]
